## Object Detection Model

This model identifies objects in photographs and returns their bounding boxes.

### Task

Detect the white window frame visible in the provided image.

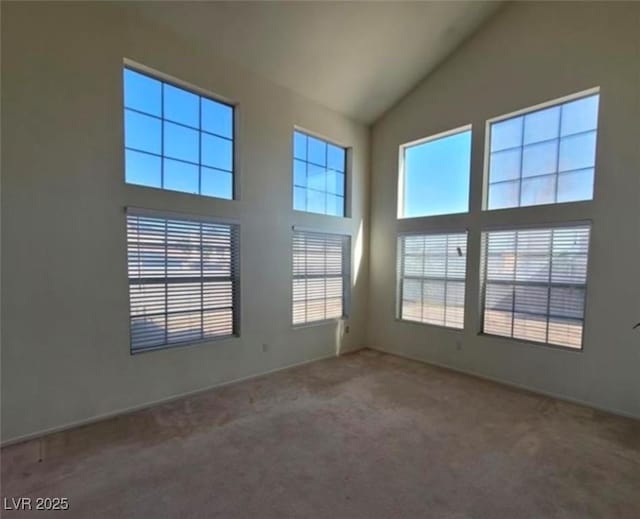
[123,59,238,200]
[292,127,350,218]
[291,227,351,327]
[396,230,468,330]
[479,221,592,351]
[482,86,600,211]
[397,124,472,219]
[126,207,240,354]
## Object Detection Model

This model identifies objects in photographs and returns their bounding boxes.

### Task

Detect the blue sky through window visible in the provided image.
[402,129,471,218]
[123,68,234,199]
[293,130,346,217]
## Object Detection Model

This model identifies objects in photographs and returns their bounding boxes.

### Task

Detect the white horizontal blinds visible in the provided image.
[482,225,590,348]
[292,231,349,325]
[127,213,239,352]
[399,232,467,329]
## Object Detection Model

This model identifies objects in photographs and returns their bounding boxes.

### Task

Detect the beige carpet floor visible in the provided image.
[2,349,639,518]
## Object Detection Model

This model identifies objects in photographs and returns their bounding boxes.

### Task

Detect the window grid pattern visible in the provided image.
[292,231,350,325]
[487,94,599,210]
[398,232,467,329]
[293,131,346,217]
[482,225,590,349]
[124,67,234,199]
[127,213,239,352]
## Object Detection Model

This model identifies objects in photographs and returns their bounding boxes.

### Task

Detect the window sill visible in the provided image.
[130,333,239,355]
[292,317,345,330]
[477,332,583,352]
[395,317,463,332]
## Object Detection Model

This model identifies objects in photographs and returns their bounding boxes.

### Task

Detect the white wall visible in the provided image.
[368,1,640,417]
[1,2,369,443]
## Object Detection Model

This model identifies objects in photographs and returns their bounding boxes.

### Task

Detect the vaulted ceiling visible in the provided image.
[133,1,503,124]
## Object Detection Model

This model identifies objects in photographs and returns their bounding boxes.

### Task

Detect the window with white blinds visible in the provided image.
[482,225,590,349]
[292,230,350,325]
[126,211,239,352]
[398,232,467,329]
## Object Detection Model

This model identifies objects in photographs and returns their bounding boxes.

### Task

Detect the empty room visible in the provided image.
[1,1,639,517]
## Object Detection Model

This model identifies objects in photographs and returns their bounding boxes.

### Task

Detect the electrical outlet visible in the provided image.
[262,343,269,353]
[345,325,350,334]
[456,340,462,351]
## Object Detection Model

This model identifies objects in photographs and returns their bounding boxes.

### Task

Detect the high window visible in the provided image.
[126,211,239,353]
[399,127,471,218]
[293,130,347,217]
[397,232,467,329]
[481,225,590,349]
[292,230,350,325]
[486,91,599,210]
[123,67,234,199]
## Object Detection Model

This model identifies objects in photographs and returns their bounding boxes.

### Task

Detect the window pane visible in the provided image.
[294,131,307,160]
[487,93,599,209]
[523,106,560,144]
[292,131,347,216]
[293,187,306,211]
[548,318,583,349]
[422,280,445,325]
[201,167,232,199]
[559,131,596,172]
[550,287,585,320]
[125,149,161,188]
[307,164,326,191]
[513,313,547,343]
[326,170,345,196]
[402,279,422,321]
[294,159,306,188]
[123,68,235,198]
[326,194,344,217]
[124,69,161,116]
[445,281,465,329]
[308,136,327,166]
[125,110,161,154]
[488,180,519,210]
[202,133,233,171]
[164,122,198,163]
[307,189,326,214]
[557,168,594,203]
[520,174,556,207]
[398,232,467,329]
[402,129,471,217]
[482,225,590,348]
[292,231,349,325]
[164,84,199,128]
[127,214,238,352]
[514,285,548,316]
[491,116,522,151]
[522,140,558,177]
[490,148,521,183]
[202,99,233,138]
[327,144,345,172]
[164,159,198,194]
[561,95,599,136]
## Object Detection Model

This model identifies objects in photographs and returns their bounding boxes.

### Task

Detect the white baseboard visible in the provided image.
[1,347,364,448]
[369,345,640,421]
